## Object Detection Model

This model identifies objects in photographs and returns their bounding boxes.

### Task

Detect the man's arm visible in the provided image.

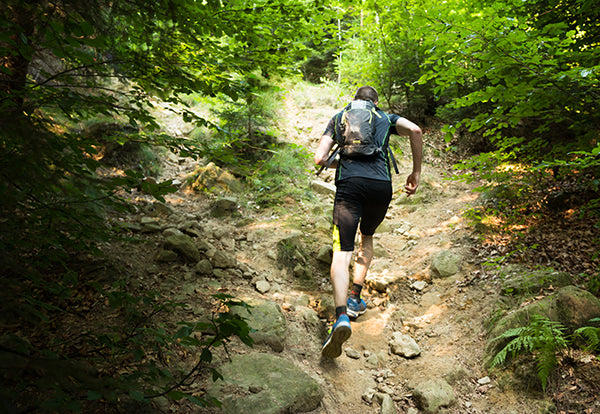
[314,134,337,168]
[395,117,423,195]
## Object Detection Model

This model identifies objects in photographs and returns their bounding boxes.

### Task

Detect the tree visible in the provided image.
[0,0,333,409]
[0,0,330,263]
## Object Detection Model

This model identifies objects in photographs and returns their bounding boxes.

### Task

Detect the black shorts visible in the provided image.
[332,177,392,251]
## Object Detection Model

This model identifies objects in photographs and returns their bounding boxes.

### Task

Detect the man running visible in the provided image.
[314,85,423,358]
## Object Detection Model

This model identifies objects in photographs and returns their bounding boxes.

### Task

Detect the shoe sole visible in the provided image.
[346,308,366,319]
[321,324,351,359]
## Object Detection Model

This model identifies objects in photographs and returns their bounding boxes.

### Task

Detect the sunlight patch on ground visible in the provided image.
[355,305,396,337]
[404,303,447,329]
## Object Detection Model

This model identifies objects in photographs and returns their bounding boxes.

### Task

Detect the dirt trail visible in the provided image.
[151,84,546,413]
[273,86,543,413]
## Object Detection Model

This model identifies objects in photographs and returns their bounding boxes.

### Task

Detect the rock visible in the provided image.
[156,249,178,262]
[163,233,201,263]
[362,388,377,403]
[315,295,335,319]
[412,379,456,413]
[478,376,491,385]
[194,259,213,275]
[430,250,461,278]
[316,245,333,264]
[276,232,307,270]
[373,243,388,257]
[311,180,336,196]
[365,351,388,368]
[293,264,309,279]
[410,280,428,291]
[366,269,403,293]
[233,300,287,352]
[221,236,235,251]
[500,268,572,295]
[295,306,325,337]
[294,294,310,307]
[140,219,162,233]
[485,285,600,365]
[211,197,239,217]
[392,220,413,235]
[210,250,237,269]
[256,280,271,294]
[162,227,184,238]
[344,347,361,359]
[207,353,323,414]
[554,285,600,329]
[314,217,331,231]
[140,216,157,225]
[153,202,173,216]
[389,332,421,358]
[379,393,397,414]
[484,295,556,364]
[197,239,217,257]
[190,162,243,194]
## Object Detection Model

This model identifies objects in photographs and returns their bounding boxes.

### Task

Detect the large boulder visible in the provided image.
[500,267,572,296]
[163,233,201,263]
[555,285,600,329]
[189,162,242,194]
[232,300,287,352]
[207,353,323,414]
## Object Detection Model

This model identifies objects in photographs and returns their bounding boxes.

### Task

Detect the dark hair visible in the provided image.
[354,86,378,103]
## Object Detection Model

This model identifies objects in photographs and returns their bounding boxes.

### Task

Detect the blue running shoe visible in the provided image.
[347,297,367,319]
[321,314,351,359]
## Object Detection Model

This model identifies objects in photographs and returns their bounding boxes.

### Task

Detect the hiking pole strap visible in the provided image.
[316,144,341,176]
[388,147,400,175]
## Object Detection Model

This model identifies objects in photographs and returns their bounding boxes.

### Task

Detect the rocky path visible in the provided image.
[143,84,551,413]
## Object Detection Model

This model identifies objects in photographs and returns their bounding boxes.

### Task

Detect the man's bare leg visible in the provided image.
[330,250,353,308]
[353,232,373,286]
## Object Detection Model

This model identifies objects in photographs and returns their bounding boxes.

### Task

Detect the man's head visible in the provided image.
[354,86,378,103]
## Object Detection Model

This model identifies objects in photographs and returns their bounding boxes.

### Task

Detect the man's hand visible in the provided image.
[404,171,420,196]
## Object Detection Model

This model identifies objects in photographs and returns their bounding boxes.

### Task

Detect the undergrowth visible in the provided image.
[491,315,600,392]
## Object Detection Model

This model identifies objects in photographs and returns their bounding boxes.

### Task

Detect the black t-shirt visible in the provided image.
[323,106,400,183]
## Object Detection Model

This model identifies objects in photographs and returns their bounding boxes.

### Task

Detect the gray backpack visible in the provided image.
[316,100,399,175]
[336,99,380,157]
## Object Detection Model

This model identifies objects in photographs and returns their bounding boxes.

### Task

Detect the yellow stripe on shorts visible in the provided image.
[332,225,341,252]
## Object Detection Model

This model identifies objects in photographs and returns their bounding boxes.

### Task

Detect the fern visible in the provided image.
[574,318,600,352]
[491,314,569,392]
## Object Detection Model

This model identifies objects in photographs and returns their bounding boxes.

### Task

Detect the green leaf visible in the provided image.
[167,390,186,401]
[129,390,146,402]
[87,390,103,401]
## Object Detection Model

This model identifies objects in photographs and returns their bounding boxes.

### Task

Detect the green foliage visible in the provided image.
[491,314,569,391]
[413,0,600,217]
[250,143,314,207]
[574,319,600,353]
[1,0,334,265]
[1,0,335,410]
[335,1,434,119]
[2,290,254,411]
[196,76,285,177]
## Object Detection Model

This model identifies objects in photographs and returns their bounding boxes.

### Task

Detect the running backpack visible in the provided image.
[316,100,399,176]
[336,99,380,157]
